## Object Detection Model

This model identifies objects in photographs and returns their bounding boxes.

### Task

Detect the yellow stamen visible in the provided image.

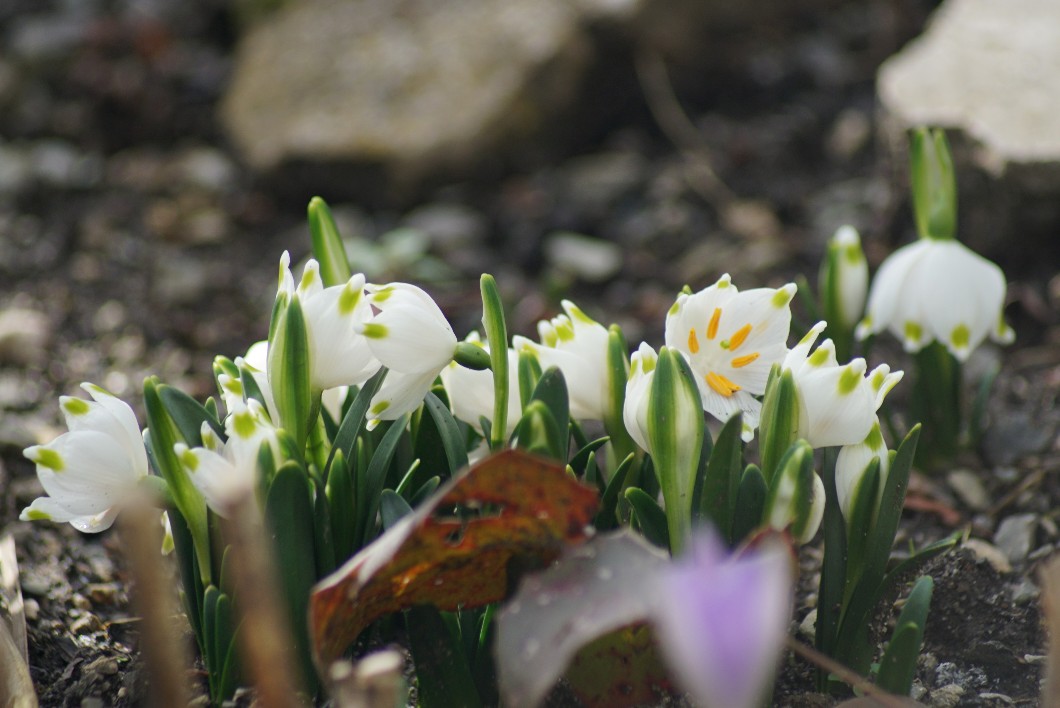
[731,353,760,368]
[688,328,700,354]
[728,324,752,350]
[705,372,741,397]
[707,308,722,340]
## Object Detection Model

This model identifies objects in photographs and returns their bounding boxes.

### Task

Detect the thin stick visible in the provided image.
[1038,555,1060,705]
[785,636,913,707]
[634,49,737,208]
[121,506,191,708]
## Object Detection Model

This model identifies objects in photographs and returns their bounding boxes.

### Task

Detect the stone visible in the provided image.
[544,231,623,283]
[993,513,1038,565]
[946,469,989,511]
[963,538,1012,574]
[0,307,51,366]
[222,0,642,179]
[877,0,1060,260]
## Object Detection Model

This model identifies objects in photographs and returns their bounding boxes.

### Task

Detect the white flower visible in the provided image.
[835,421,889,524]
[278,251,381,391]
[665,274,796,441]
[439,332,522,438]
[21,383,148,532]
[783,321,903,449]
[229,340,348,423]
[622,342,657,452]
[357,282,458,428]
[512,300,609,421]
[174,399,279,515]
[821,225,868,330]
[855,238,1014,361]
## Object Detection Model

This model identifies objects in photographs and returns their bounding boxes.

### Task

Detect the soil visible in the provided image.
[1,0,1058,706]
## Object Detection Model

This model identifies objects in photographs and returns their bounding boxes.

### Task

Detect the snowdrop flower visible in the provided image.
[21,384,148,532]
[174,399,279,515]
[230,340,348,423]
[512,300,609,421]
[665,275,796,441]
[622,342,658,452]
[784,322,903,449]
[854,238,1014,361]
[358,282,458,428]
[653,530,792,708]
[440,332,522,437]
[819,224,868,331]
[835,421,889,524]
[277,251,381,391]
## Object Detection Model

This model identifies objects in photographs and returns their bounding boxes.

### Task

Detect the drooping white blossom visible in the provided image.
[622,342,658,452]
[21,384,149,532]
[665,275,796,441]
[357,282,458,428]
[512,300,610,421]
[835,421,890,524]
[855,238,1014,360]
[784,321,903,449]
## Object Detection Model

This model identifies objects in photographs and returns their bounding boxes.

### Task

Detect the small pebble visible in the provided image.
[929,683,965,708]
[797,609,817,641]
[977,693,1014,705]
[963,538,1012,574]
[70,613,102,635]
[23,598,40,621]
[994,513,1038,564]
[947,469,989,511]
[1010,579,1039,605]
[544,231,623,283]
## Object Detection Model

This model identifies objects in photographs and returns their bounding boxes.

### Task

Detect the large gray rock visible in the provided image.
[879,0,1060,171]
[222,0,641,180]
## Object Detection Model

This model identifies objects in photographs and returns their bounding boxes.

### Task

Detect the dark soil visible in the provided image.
[2,0,1058,705]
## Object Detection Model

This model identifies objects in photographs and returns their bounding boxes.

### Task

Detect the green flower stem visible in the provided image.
[480,274,509,451]
[912,342,961,467]
[910,127,957,241]
[603,324,635,476]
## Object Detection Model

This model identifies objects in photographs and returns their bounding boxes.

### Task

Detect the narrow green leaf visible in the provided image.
[423,390,469,476]
[411,476,441,507]
[202,585,221,697]
[358,414,411,545]
[758,366,799,486]
[268,296,313,449]
[407,605,483,708]
[625,487,670,550]
[213,592,239,701]
[380,489,414,530]
[480,274,509,450]
[816,447,846,688]
[308,196,352,287]
[595,453,635,531]
[694,412,743,543]
[568,436,611,477]
[843,458,881,598]
[529,366,570,460]
[731,464,767,544]
[160,386,223,445]
[517,350,542,417]
[877,576,932,696]
[513,400,564,460]
[603,324,634,466]
[326,449,357,562]
[325,368,385,478]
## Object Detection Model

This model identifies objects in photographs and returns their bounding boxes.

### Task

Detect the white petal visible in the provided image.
[31,431,143,515]
[80,384,149,477]
[794,361,876,448]
[367,369,439,424]
[360,284,456,374]
[623,343,657,451]
[176,443,248,517]
[514,336,605,420]
[302,274,381,389]
[861,240,932,341]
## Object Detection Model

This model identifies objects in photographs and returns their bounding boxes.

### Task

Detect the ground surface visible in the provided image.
[1,0,1058,705]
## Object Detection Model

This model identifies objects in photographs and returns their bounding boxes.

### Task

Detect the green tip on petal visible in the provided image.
[772,285,795,308]
[668,300,682,316]
[338,283,362,315]
[564,301,596,326]
[808,347,830,367]
[950,324,970,350]
[232,410,257,439]
[83,383,113,397]
[24,509,52,521]
[179,448,200,472]
[865,422,884,449]
[371,287,394,303]
[32,447,64,471]
[62,397,90,416]
[554,319,575,342]
[903,320,923,344]
[837,366,862,395]
[370,400,390,415]
[361,323,388,339]
[842,243,864,264]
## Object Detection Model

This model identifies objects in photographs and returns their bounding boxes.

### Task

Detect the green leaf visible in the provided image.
[594,453,635,531]
[160,386,224,445]
[517,350,542,416]
[693,412,743,543]
[307,196,352,286]
[909,127,957,241]
[380,489,414,530]
[264,462,317,695]
[877,576,933,696]
[603,324,634,466]
[624,487,670,550]
[202,585,221,698]
[422,390,470,476]
[568,436,611,478]
[843,458,881,598]
[816,447,845,688]
[480,274,509,450]
[168,508,205,656]
[213,592,240,701]
[407,605,483,708]
[528,367,570,460]
[359,414,411,546]
[731,464,767,544]
[268,296,314,449]
[411,476,441,507]
[758,366,799,486]
[325,449,356,563]
[325,368,385,479]
[514,400,565,460]
[762,440,814,541]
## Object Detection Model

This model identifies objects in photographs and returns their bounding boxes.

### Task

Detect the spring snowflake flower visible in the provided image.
[835,421,889,524]
[357,282,458,428]
[783,321,903,449]
[665,275,796,441]
[440,332,522,438]
[20,383,148,532]
[512,300,610,421]
[174,399,279,515]
[277,251,381,391]
[854,238,1014,361]
[653,530,792,708]
[622,342,658,452]
[820,224,868,331]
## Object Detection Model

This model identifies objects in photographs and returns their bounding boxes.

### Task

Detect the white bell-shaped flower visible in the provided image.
[277,252,381,391]
[21,383,149,532]
[622,342,657,452]
[821,225,869,330]
[174,399,279,516]
[855,238,1014,361]
[665,274,796,440]
[439,332,522,438]
[784,322,903,449]
[512,300,610,421]
[835,421,890,524]
[357,282,458,427]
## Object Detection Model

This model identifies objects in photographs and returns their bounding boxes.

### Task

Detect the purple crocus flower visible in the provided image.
[653,530,793,708]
